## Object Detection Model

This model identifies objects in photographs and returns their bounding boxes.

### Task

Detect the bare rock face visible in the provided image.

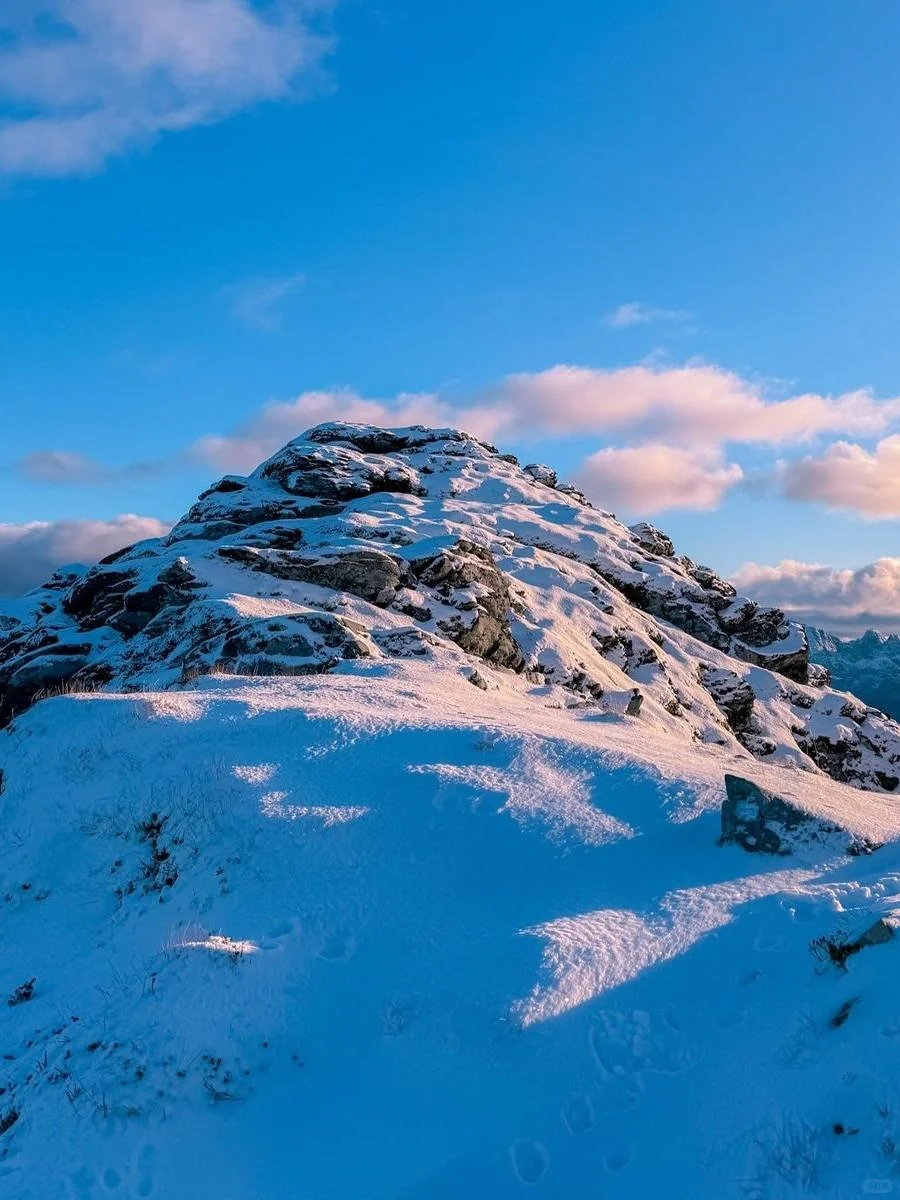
[256,443,427,501]
[523,463,558,488]
[700,666,755,733]
[629,522,674,558]
[720,775,848,855]
[411,540,525,671]
[182,612,372,677]
[215,545,414,607]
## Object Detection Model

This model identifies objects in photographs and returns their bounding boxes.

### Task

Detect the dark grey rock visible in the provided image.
[720,774,845,855]
[411,539,524,671]
[629,522,674,558]
[700,666,755,732]
[216,545,414,607]
[523,463,558,488]
[184,613,371,678]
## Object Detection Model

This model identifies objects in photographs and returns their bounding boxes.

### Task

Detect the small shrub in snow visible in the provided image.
[0,1107,19,1136]
[7,978,35,1007]
[828,997,858,1028]
[810,932,858,970]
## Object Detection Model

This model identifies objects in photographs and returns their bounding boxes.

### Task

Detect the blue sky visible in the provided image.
[3,0,900,628]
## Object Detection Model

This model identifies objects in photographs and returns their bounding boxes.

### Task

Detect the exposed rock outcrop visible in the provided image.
[720,774,849,855]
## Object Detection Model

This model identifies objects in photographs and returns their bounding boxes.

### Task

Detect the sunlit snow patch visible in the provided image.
[413,738,633,846]
[179,933,260,957]
[260,790,369,826]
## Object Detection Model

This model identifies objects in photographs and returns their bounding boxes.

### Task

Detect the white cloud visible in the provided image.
[603,301,693,330]
[0,1,331,178]
[194,364,900,472]
[733,558,900,635]
[575,444,743,515]
[777,435,900,519]
[488,365,900,447]
[0,515,170,595]
[222,271,307,331]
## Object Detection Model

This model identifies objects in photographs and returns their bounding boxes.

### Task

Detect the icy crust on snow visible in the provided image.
[4,670,900,1197]
[1,420,900,793]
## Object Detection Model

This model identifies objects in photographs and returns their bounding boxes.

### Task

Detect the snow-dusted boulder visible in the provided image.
[720,774,847,854]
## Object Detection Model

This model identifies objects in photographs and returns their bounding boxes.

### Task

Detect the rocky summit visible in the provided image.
[2,421,899,792]
[4,424,900,1198]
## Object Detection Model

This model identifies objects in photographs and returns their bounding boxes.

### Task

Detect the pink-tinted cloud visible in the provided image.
[777,435,900,518]
[576,443,743,514]
[190,390,465,473]
[488,365,900,447]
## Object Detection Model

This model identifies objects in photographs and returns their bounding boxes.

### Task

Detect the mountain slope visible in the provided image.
[3,423,900,1199]
[808,625,900,721]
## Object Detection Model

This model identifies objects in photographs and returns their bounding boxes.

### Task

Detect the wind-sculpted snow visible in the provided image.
[3,666,900,1197]
[1,421,899,793]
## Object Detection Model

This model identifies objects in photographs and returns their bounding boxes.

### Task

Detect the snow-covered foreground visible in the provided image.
[4,422,900,1198]
[4,660,900,1199]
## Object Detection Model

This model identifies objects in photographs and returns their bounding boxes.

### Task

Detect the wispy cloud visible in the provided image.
[15,450,166,485]
[0,1,333,179]
[734,557,900,635]
[16,362,900,519]
[0,515,170,595]
[222,271,307,331]
[603,301,693,330]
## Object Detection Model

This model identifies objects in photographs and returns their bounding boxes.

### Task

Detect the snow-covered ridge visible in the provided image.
[2,420,900,793]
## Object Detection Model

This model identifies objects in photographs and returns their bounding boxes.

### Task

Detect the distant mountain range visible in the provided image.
[807,625,900,719]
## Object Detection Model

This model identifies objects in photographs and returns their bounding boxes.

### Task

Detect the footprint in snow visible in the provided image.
[590,1010,694,1079]
[561,1092,594,1135]
[713,1007,746,1030]
[68,1166,96,1199]
[604,1145,631,1173]
[134,1145,156,1197]
[510,1139,549,1186]
[257,916,302,950]
[753,931,785,952]
[661,1004,693,1033]
[318,932,356,962]
[738,969,764,987]
[70,1146,155,1199]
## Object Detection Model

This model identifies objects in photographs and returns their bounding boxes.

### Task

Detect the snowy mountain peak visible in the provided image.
[4,421,900,794]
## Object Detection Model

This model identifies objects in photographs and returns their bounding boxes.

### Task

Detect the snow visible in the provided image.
[3,661,900,1198]
[4,423,900,1197]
